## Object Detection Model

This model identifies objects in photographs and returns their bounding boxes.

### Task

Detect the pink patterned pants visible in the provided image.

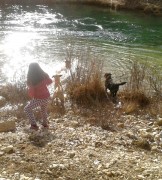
[24,98,49,126]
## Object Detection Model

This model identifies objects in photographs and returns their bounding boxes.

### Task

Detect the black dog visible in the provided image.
[104,73,127,97]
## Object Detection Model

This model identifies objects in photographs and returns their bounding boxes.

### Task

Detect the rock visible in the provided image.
[151,145,159,152]
[140,129,152,139]
[156,119,162,126]
[102,170,115,177]
[0,119,16,132]
[94,159,100,165]
[117,122,124,128]
[68,151,75,158]
[132,139,151,151]
[49,164,66,170]
[126,132,138,140]
[70,121,80,128]
[1,145,15,154]
[95,141,103,148]
[0,151,4,156]
[20,174,31,180]
[137,175,145,179]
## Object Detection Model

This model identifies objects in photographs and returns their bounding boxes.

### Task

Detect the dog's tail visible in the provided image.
[117,82,127,86]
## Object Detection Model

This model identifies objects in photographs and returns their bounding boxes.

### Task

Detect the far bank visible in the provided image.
[0,0,162,16]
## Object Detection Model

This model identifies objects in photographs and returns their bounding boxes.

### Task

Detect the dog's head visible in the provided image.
[52,74,62,84]
[104,73,112,79]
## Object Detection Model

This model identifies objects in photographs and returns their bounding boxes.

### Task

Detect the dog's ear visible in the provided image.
[104,73,109,78]
[52,74,62,78]
[104,73,112,79]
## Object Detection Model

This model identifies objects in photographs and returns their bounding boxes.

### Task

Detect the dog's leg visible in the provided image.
[105,88,108,98]
[105,88,111,101]
[51,90,57,106]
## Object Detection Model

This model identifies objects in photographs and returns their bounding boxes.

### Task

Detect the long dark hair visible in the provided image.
[27,62,48,86]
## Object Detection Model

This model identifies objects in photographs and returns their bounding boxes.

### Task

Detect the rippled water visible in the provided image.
[0,4,162,83]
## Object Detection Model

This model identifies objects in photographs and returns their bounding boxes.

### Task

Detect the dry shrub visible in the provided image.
[123,101,139,114]
[68,74,106,105]
[65,46,106,106]
[0,70,28,105]
[1,82,28,104]
[124,0,162,16]
[143,4,162,15]
[127,59,162,97]
[148,97,162,117]
[127,60,147,92]
[123,90,150,107]
[124,0,141,8]
[121,59,162,114]
[122,93,150,114]
[147,65,162,97]
[48,102,66,118]
[121,60,150,113]
[0,72,29,119]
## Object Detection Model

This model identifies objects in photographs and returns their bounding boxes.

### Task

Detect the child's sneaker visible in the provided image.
[30,124,39,131]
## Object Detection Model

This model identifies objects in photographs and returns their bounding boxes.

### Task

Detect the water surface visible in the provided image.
[0,4,162,82]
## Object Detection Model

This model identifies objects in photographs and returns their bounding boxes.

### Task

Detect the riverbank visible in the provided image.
[0,58,162,179]
[0,104,162,179]
[0,0,162,15]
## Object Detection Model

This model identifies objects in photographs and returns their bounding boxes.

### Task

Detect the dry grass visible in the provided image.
[120,60,162,115]
[1,82,28,105]
[65,46,107,106]
[122,90,150,107]
[66,56,161,115]
[0,72,29,119]
[67,74,106,105]
[1,69,28,105]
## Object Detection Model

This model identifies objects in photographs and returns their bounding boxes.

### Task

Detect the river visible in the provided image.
[0,3,162,83]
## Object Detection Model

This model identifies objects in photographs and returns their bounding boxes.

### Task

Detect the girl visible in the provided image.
[24,62,52,130]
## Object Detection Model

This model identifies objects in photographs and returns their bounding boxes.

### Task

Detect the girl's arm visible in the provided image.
[28,86,35,98]
[46,78,53,86]
[44,74,53,85]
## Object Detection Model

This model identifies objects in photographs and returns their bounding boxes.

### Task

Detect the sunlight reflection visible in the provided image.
[1,27,80,82]
[4,32,37,56]
[3,32,38,81]
[2,31,67,82]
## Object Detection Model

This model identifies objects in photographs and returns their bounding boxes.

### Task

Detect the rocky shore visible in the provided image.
[0,104,162,180]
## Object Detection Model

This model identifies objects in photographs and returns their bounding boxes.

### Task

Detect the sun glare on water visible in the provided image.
[2,31,68,82]
[2,32,37,80]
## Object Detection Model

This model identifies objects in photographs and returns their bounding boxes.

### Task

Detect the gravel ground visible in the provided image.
[0,105,162,180]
